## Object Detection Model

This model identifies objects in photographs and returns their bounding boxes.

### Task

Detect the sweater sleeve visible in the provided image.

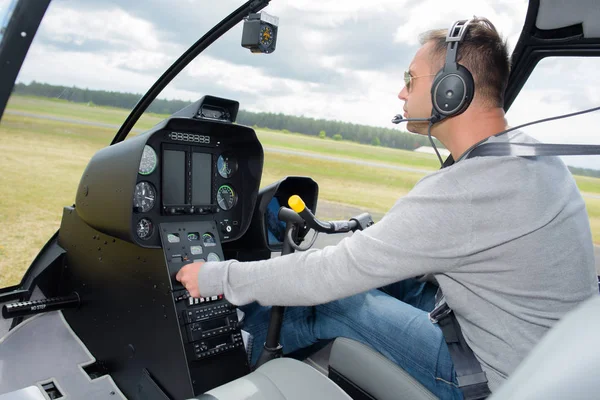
[198,173,472,306]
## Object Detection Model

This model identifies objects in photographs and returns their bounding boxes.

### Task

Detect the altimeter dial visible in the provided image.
[133,182,156,212]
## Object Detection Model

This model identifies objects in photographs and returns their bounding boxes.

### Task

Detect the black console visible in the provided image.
[159,221,247,368]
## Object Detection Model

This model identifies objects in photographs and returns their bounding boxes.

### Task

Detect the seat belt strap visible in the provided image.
[430,293,491,400]
[467,142,600,158]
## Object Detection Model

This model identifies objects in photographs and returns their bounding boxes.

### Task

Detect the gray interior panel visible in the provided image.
[0,302,12,338]
[489,295,600,400]
[0,311,125,399]
[303,341,333,375]
[537,0,600,37]
[0,386,47,400]
[198,358,351,400]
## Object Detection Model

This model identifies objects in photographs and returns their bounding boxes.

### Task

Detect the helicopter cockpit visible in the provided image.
[2,0,600,399]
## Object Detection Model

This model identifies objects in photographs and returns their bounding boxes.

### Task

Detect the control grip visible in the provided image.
[2,293,80,319]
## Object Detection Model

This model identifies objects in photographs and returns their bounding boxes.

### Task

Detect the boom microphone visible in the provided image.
[391,114,434,124]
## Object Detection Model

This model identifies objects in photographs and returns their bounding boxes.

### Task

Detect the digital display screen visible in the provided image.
[203,334,234,349]
[201,318,228,332]
[162,150,186,205]
[192,153,212,205]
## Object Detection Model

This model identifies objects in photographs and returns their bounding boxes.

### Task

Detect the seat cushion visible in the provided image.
[329,338,437,400]
[196,357,351,400]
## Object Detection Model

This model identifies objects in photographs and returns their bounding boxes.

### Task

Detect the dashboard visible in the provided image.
[129,119,263,250]
[74,97,263,251]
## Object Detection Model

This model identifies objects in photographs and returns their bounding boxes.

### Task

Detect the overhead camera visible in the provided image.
[241,12,278,54]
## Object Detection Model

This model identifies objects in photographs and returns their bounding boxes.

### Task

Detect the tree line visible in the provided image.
[13,81,440,151]
[12,81,600,176]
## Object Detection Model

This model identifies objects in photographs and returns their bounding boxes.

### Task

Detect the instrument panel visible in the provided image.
[130,118,263,249]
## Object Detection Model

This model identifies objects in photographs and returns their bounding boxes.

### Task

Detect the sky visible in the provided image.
[2,0,600,169]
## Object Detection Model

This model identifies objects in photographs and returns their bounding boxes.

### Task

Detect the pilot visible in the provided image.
[177,17,598,399]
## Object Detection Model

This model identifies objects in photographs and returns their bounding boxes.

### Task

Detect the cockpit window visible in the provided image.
[505,56,600,243]
[2,1,599,290]
[0,1,244,288]
[0,0,16,44]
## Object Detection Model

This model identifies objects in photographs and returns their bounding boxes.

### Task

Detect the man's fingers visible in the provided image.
[175,263,190,282]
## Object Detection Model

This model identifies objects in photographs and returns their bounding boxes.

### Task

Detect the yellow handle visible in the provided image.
[288,195,306,213]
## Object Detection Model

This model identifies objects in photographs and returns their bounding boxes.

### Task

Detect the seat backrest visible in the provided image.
[489,295,600,400]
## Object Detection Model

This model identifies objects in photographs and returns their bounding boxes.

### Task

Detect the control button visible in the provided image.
[211,296,218,301]
[171,255,182,263]
[190,245,203,255]
[188,297,194,306]
[167,234,180,243]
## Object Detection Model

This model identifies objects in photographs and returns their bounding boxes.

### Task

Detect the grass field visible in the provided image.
[2,95,600,287]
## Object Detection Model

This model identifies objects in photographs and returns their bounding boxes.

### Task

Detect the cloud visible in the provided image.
[10,0,600,168]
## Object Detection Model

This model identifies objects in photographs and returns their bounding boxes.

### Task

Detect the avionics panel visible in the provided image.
[159,220,249,394]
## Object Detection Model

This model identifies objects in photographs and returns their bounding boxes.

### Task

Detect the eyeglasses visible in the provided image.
[404,71,436,91]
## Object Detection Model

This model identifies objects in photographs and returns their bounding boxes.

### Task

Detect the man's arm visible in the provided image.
[190,174,472,306]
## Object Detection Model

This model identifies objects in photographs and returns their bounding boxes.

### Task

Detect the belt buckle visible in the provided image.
[429,294,452,324]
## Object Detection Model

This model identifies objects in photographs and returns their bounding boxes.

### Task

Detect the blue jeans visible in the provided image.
[239,279,463,399]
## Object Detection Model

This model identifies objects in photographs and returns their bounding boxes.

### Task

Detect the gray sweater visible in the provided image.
[199,131,598,391]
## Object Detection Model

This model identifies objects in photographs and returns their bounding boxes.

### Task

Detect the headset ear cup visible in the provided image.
[431,64,474,118]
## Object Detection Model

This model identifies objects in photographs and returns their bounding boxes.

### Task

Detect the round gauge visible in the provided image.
[260,25,274,47]
[217,154,238,179]
[202,233,216,247]
[136,218,153,240]
[133,182,156,212]
[187,232,200,241]
[207,253,221,262]
[139,145,157,175]
[216,185,237,211]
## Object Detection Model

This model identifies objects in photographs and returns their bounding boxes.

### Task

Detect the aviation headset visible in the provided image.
[430,19,475,123]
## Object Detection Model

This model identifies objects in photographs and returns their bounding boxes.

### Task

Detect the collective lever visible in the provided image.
[2,293,80,319]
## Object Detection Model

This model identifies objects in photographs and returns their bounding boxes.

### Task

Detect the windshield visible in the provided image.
[0,1,14,42]
[0,0,244,287]
[3,0,600,289]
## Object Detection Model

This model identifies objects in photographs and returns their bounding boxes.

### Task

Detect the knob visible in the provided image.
[222,224,232,233]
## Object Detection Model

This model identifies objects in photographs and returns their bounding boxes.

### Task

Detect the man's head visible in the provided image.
[398,17,510,135]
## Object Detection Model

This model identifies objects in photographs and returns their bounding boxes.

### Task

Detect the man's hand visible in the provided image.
[176,261,204,298]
